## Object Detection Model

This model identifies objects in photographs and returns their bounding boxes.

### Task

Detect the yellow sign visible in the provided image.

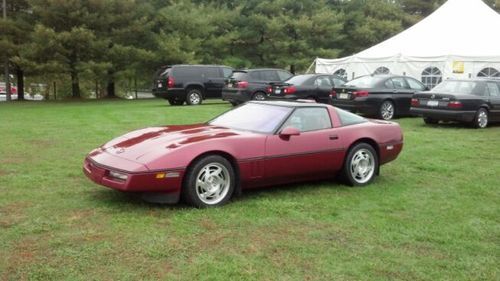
[453,61,464,74]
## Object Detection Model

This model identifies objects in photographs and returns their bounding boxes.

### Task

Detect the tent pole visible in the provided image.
[305,58,316,74]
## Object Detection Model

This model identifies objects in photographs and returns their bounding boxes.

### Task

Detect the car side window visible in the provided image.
[203,67,220,78]
[384,79,394,89]
[281,108,332,132]
[314,76,333,87]
[486,82,500,97]
[261,70,280,81]
[391,77,407,89]
[249,71,262,80]
[406,77,426,90]
[277,70,293,81]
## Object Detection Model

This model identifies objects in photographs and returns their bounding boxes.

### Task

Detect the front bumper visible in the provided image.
[410,107,475,122]
[83,157,184,196]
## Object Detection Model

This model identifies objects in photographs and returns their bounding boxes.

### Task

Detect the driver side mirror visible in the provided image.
[279,126,301,139]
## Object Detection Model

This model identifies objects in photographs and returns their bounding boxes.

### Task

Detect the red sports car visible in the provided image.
[83,101,403,207]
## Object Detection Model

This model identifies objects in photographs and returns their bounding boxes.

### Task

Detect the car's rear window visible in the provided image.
[432,80,478,95]
[285,75,314,85]
[344,76,384,88]
[155,67,171,78]
[231,72,249,81]
[335,108,367,126]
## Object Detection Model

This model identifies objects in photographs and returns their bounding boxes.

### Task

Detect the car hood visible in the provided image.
[98,124,242,163]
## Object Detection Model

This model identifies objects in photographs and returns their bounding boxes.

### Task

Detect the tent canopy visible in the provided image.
[315,0,500,85]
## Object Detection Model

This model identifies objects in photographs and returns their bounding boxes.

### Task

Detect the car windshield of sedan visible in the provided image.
[209,103,293,134]
[344,76,384,88]
[432,80,477,95]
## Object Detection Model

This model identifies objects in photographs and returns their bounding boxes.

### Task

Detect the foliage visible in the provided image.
[1,0,499,98]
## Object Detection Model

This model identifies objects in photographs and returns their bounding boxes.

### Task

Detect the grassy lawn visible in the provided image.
[0,99,498,280]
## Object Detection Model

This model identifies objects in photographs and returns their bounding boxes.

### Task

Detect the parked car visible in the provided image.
[331,74,429,120]
[152,64,233,105]
[410,79,500,128]
[221,68,293,105]
[0,82,18,101]
[83,100,403,208]
[267,74,346,104]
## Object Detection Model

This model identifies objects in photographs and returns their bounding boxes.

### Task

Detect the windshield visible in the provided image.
[344,76,383,88]
[209,103,293,134]
[285,75,314,85]
[432,80,478,95]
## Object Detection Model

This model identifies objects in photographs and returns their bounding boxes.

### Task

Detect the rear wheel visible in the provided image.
[186,88,203,105]
[423,117,439,124]
[472,108,488,128]
[379,100,395,120]
[182,155,235,208]
[252,92,266,101]
[229,101,239,106]
[167,98,184,106]
[341,143,378,186]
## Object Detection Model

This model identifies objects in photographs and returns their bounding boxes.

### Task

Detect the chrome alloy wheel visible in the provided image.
[350,148,375,184]
[195,163,230,205]
[188,92,201,105]
[477,110,488,128]
[380,101,394,120]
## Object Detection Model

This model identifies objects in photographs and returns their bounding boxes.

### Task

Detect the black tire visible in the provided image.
[229,101,239,106]
[182,155,235,208]
[186,88,203,105]
[167,98,184,106]
[341,143,379,187]
[423,117,439,125]
[252,92,266,101]
[378,100,395,120]
[471,108,488,128]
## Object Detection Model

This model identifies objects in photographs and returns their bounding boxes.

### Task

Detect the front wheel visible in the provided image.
[342,143,378,186]
[378,100,395,120]
[186,88,203,105]
[472,108,488,128]
[182,155,235,208]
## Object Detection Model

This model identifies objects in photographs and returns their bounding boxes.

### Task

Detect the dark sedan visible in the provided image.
[410,79,500,128]
[267,74,346,104]
[332,75,428,120]
[222,68,293,105]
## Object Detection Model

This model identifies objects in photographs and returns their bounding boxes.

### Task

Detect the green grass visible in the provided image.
[0,99,499,281]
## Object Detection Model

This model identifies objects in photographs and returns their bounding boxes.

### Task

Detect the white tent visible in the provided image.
[314,0,500,88]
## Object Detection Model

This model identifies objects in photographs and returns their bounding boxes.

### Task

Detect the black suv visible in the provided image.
[152,64,233,105]
[222,68,293,105]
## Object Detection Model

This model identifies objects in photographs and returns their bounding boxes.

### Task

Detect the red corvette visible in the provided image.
[83,101,403,207]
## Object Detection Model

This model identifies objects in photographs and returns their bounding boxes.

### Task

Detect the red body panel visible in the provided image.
[83,103,403,202]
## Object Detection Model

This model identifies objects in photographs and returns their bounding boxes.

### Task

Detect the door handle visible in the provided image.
[329,134,339,140]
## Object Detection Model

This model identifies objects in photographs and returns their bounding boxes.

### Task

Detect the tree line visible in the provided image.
[1,0,499,99]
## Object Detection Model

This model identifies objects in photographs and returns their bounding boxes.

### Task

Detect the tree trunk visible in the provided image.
[70,69,80,98]
[16,67,24,100]
[107,80,115,98]
[107,72,116,98]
